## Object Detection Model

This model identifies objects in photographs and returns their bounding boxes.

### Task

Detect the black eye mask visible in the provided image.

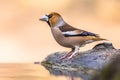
[47,14,53,19]
[46,14,53,27]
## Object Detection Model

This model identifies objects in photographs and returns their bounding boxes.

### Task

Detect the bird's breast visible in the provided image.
[51,27,73,48]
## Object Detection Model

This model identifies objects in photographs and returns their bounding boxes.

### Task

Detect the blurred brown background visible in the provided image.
[0,0,120,62]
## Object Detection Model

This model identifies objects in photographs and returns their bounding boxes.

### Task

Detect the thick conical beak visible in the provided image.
[39,15,49,22]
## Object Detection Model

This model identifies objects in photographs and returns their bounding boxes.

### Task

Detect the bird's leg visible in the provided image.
[59,48,75,60]
[67,46,79,59]
[59,46,79,60]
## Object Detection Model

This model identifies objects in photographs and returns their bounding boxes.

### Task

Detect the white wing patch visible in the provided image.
[62,30,98,37]
[62,31,78,35]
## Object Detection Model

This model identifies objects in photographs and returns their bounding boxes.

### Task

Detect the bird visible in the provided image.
[39,12,106,60]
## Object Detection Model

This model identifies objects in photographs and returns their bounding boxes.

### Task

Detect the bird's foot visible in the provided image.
[66,51,77,60]
[59,52,75,60]
[59,52,72,60]
[66,55,74,60]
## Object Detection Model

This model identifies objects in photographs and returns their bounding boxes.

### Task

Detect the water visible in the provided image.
[0,63,81,80]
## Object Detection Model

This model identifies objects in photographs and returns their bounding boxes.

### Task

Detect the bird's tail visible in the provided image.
[93,37,108,41]
[86,36,108,42]
[84,36,108,44]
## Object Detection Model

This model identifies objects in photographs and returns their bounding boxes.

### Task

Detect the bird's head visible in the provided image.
[40,12,65,27]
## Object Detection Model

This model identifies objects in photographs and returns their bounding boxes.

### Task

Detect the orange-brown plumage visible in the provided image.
[40,12,106,59]
[48,12,61,27]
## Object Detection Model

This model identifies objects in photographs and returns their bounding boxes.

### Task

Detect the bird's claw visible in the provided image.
[59,52,73,60]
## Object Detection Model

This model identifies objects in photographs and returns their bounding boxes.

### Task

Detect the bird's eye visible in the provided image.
[47,14,53,18]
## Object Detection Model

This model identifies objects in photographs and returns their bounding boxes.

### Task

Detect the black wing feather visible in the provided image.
[64,31,99,37]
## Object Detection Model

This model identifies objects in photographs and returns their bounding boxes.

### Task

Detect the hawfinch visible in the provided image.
[40,12,106,60]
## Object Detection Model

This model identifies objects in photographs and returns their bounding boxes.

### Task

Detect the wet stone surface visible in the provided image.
[40,42,120,80]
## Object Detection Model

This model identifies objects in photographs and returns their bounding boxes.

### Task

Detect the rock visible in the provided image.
[92,42,115,50]
[92,54,120,80]
[40,42,120,80]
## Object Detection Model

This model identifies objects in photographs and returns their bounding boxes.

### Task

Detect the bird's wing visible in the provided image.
[62,29,99,37]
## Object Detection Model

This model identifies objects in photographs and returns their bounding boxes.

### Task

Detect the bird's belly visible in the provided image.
[53,33,73,48]
[53,35,84,48]
[56,38,74,48]
[57,37,86,48]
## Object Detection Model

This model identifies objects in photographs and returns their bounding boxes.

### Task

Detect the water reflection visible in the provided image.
[41,62,94,80]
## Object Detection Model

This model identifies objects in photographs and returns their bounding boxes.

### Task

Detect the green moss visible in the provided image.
[113,72,120,80]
